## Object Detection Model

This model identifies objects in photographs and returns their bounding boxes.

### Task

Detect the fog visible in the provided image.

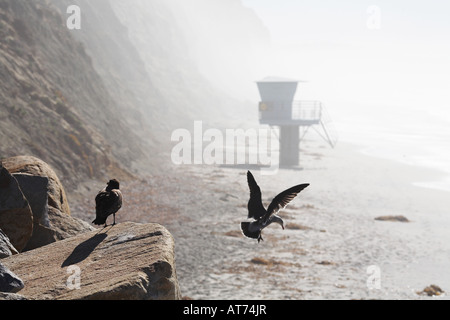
[236,1,450,188]
[163,0,272,101]
[108,0,449,186]
[241,1,450,113]
[33,0,450,184]
[118,0,450,147]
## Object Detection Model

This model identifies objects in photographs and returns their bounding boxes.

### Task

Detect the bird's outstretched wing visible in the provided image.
[247,171,266,220]
[265,183,310,218]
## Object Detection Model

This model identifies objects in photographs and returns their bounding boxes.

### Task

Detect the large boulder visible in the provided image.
[2,156,94,251]
[11,173,52,251]
[0,165,33,252]
[2,156,70,216]
[12,173,50,227]
[1,222,181,300]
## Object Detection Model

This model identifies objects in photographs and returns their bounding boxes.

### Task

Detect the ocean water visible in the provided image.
[335,105,450,193]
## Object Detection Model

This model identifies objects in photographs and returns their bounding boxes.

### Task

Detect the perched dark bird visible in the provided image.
[92,179,122,227]
[241,171,309,243]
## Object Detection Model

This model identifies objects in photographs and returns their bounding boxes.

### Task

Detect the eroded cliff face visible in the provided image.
[0,0,146,189]
[48,0,167,140]
[0,0,270,192]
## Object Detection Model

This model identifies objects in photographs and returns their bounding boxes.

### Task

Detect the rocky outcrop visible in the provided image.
[0,262,24,293]
[1,157,94,251]
[0,292,27,300]
[1,222,181,300]
[0,157,181,300]
[0,165,33,252]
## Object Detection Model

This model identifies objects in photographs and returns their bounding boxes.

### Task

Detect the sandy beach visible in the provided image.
[71,139,450,300]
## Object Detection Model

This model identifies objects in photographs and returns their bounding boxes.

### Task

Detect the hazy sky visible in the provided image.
[241,0,450,123]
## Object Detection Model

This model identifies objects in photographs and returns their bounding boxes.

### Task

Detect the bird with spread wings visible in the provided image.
[241,171,309,242]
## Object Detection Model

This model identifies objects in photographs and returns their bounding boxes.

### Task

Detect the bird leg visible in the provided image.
[257,234,264,243]
[112,213,116,226]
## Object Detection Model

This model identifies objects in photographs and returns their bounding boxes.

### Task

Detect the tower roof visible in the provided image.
[257,76,306,83]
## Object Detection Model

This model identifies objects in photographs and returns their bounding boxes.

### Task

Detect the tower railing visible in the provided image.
[258,100,338,148]
[259,100,322,123]
[291,100,322,121]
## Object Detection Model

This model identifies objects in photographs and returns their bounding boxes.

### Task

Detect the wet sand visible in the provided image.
[71,140,450,300]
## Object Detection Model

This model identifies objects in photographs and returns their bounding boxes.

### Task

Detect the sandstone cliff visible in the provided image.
[0,0,145,190]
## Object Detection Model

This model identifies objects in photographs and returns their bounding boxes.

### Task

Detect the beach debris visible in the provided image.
[223,230,242,238]
[240,171,309,243]
[250,257,273,266]
[249,257,302,269]
[374,215,409,222]
[417,285,445,297]
[285,223,312,230]
[316,260,335,266]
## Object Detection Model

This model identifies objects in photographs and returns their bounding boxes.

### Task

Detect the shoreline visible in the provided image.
[351,140,450,194]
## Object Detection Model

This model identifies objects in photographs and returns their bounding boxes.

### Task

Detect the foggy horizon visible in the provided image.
[238,1,450,188]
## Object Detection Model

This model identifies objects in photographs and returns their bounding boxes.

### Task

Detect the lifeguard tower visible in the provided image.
[257,76,337,166]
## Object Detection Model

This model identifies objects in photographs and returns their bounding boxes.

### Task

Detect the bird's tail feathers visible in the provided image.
[92,216,107,225]
[240,222,260,240]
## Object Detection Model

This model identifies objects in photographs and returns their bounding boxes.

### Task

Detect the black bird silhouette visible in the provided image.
[92,179,122,227]
[241,171,309,243]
